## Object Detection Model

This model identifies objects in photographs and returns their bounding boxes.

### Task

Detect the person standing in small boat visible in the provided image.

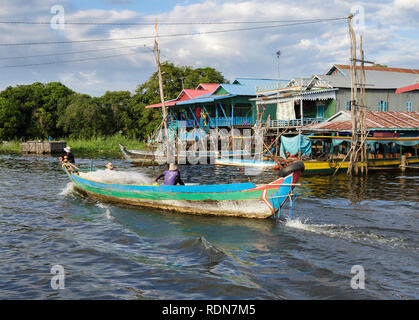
[60,147,75,164]
[155,164,185,186]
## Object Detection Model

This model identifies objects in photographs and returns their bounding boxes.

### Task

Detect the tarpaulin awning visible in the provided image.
[280,134,312,158]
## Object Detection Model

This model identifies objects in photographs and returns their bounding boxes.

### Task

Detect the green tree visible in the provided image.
[0,82,73,139]
[129,61,227,139]
[127,94,161,140]
[0,83,41,139]
[41,82,74,137]
[0,97,23,140]
[57,93,108,139]
[100,91,132,135]
[0,62,226,141]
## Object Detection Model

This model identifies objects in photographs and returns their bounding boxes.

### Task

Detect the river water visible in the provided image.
[0,153,418,300]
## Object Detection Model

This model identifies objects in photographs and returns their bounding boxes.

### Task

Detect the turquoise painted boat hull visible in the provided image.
[62,164,301,219]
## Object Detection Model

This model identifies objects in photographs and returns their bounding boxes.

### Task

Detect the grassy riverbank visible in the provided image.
[0,135,146,158]
[0,141,20,154]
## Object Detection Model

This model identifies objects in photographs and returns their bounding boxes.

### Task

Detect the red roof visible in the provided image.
[183,89,208,98]
[396,83,419,94]
[145,83,219,108]
[145,100,178,109]
[198,83,220,92]
[304,111,419,131]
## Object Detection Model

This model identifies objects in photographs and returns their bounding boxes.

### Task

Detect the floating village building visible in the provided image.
[145,78,286,130]
[144,65,419,163]
[253,64,419,132]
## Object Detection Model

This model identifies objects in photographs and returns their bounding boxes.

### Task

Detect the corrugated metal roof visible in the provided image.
[316,72,419,89]
[145,83,219,108]
[252,88,338,104]
[146,79,281,108]
[396,83,419,94]
[176,94,236,105]
[197,83,220,92]
[232,78,280,94]
[319,64,419,89]
[335,65,419,75]
[303,111,419,131]
[144,98,178,109]
[183,89,208,98]
[233,78,278,87]
[286,78,312,87]
[217,83,254,95]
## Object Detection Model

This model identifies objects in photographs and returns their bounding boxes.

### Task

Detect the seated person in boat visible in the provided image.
[155,164,185,186]
[60,147,75,164]
[105,162,114,170]
[285,151,298,160]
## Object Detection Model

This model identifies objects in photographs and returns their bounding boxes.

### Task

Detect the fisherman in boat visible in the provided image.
[60,146,75,164]
[105,162,114,170]
[155,163,185,186]
[285,151,298,160]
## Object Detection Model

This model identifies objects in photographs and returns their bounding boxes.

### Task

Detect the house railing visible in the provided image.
[268,118,325,128]
[172,117,323,130]
[203,116,254,127]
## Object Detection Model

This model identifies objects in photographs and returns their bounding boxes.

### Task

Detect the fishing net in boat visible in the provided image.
[79,170,154,185]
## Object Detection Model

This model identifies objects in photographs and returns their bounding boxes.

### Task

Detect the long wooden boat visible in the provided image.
[119,144,160,166]
[62,163,302,219]
[214,158,278,168]
[302,136,419,174]
[120,144,253,166]
[302,155,419,174]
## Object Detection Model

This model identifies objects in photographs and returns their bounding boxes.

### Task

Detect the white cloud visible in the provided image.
[0,0,418,96]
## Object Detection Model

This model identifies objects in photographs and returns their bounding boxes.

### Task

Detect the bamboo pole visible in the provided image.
[347,14,359,176]
[360,36,368,174]
[153,18,171,164]
[332,131,370,176]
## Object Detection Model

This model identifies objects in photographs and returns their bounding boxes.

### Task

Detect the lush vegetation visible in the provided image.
[0,141,20,154]
[66,134,146,157]
[0,135,144,157]
[0,62,226,144]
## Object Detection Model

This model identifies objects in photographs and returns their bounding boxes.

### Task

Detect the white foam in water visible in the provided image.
[95,202,109,209]
[79,169,153,185]
[285,218,405,247]
[94,202,114,221]
[285,218,335,230]
[59,182,74,196]
[104,208,114,221]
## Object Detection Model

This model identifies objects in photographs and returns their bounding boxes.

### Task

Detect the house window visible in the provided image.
[317,105,325,118]
[345,101,351,111]
[406,101,413,112]
[378,100,388,112]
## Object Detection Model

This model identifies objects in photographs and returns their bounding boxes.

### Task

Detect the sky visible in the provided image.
[0,0,418,96]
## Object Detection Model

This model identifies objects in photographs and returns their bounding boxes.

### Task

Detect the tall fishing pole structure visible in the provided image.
[346,14,372,176]
[153,18,172,164]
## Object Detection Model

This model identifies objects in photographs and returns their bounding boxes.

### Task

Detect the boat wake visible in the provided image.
[95,202,114,221]
[285,218,407,248]
[163,236,228,268]
[79,170,154,185]
[58,182,74,196]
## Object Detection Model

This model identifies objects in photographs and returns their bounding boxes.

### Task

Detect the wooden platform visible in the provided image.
[21,141,67,154]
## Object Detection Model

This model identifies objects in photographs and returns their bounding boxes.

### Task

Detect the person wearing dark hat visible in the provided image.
[155,163,184,186]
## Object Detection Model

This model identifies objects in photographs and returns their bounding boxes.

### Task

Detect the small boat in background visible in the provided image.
[62,162,304,219]
[301,136,419,174]
[215,157,278,169]
[120,144,253,166]
[119,144,160,166]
